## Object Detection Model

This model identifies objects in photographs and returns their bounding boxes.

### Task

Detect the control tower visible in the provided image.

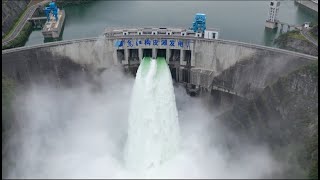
[265,0,280,29]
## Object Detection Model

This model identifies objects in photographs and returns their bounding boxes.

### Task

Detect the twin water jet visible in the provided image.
[125,57,180,171]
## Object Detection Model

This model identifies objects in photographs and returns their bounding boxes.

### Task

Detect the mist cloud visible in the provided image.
[4,65,283,178]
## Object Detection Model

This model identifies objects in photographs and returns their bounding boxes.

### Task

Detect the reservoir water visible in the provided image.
[25,0,318,47]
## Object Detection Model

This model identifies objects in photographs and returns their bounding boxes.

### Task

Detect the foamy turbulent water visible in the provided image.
[125,57,180,172]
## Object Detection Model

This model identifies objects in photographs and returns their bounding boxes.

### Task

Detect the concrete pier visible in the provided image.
[265,20,303,31]
[42,9,65,38]
[265,21,278,29]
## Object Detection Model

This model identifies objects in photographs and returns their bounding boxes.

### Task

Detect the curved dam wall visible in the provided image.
[2,36,317,98]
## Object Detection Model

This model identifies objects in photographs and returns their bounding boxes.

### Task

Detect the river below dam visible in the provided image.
[25,0,318,47]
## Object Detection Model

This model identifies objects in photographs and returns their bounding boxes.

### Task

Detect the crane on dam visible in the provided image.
[191,13,207,33]
[189,13,218,39]
[44,0,59,21]
[42,0,66,38]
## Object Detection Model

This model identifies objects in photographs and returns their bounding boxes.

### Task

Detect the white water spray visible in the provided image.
[125,57,180,172]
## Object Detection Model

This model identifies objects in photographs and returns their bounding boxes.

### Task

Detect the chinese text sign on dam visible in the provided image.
[115,39,191,48]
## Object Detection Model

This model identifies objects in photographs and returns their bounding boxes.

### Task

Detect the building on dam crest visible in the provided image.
[105,26,219,83]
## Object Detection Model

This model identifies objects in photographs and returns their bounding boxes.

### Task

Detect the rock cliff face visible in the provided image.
[218,61,318,179]
[275,30,318,56]
[2,0,31,38]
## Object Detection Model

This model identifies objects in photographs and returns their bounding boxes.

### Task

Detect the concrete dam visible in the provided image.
[2,27,317,99]
[2,26,318,179]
